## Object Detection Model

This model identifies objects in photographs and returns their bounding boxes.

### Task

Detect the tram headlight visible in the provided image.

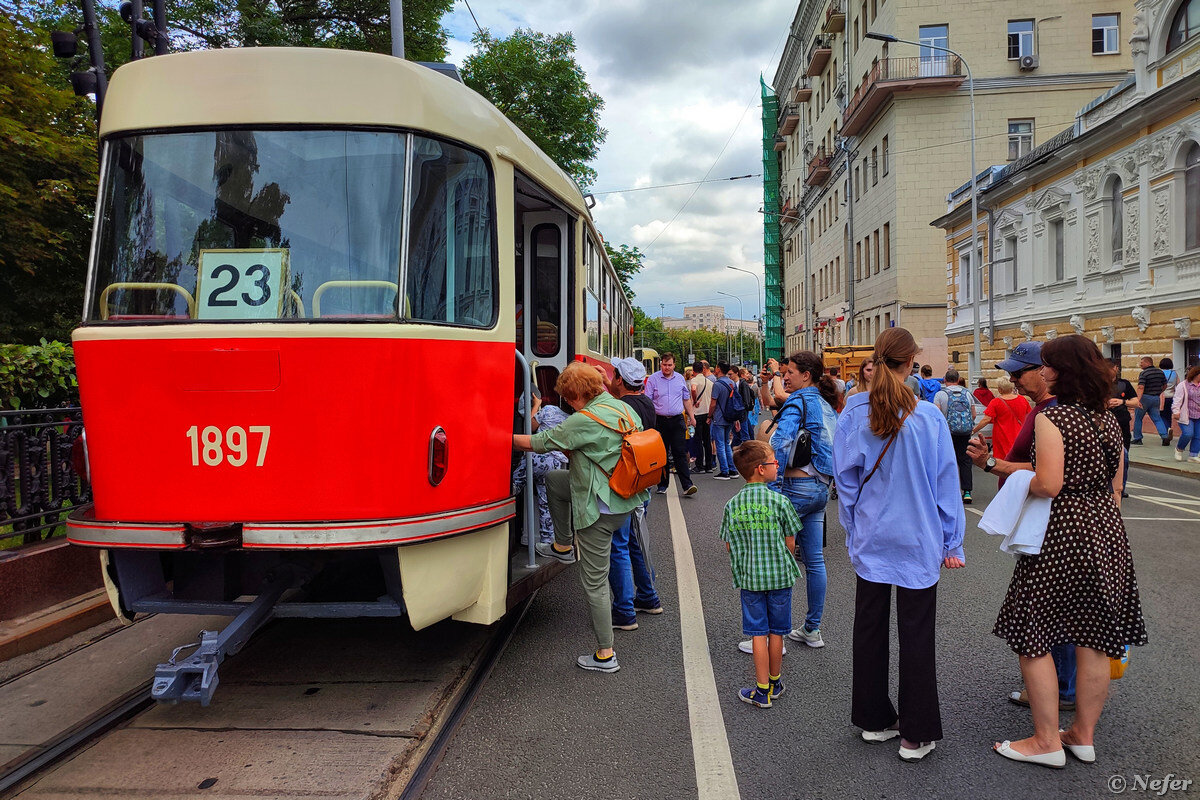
[428,426,448,486]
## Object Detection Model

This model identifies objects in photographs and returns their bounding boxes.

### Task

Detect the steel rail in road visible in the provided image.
[0,682,153,795]
[397,594,536,800]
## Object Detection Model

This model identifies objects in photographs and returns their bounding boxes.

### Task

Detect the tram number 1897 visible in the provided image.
[186,425,271,467]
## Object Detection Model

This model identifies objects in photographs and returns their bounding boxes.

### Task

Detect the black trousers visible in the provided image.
[852,576,943,743]
[656,414,693,490]
[694,414,713,471]
[950,432,973,492]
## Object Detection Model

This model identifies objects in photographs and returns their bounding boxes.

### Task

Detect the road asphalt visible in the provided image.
[423,464,1200,800]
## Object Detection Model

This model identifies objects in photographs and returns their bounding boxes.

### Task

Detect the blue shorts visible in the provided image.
[741,587,793,637]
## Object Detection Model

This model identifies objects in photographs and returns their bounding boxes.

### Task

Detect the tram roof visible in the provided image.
[99,47,588,216]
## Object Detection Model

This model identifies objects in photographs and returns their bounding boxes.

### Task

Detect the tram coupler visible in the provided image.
[151,565,295,706]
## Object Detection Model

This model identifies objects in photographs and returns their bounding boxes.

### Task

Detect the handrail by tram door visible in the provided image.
[515,350,537,569]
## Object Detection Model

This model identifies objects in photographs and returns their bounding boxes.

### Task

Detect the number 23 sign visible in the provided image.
[197,249,289,320]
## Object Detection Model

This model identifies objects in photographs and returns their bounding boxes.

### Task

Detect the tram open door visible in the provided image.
[516,172,571,406]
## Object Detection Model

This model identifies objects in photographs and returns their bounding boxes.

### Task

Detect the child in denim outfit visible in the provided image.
[720,440,802,707]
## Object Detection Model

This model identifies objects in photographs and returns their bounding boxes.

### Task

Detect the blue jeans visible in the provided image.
[609,503,660,625]
[1133,394,1168,439]
[741,587,793,636]
[712,423,734,474]
[776,477,828,632]
[1177,419,1200,456]
[1052,643,1076,702]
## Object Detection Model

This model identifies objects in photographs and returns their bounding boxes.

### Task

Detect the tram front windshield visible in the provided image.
[88,129,496,326]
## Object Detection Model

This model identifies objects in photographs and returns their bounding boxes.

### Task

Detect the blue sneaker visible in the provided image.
[738,686,772,708]
[769,677,786,700]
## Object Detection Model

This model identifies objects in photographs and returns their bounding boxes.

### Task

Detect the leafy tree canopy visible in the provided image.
[0,11,98,343]
[603,240,643,300]
[462,28,606,190]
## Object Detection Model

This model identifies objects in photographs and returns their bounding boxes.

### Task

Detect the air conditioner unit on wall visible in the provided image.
[1019,54,1039,71]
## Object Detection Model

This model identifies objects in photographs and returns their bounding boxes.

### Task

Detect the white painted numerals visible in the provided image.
[186,425,271,467]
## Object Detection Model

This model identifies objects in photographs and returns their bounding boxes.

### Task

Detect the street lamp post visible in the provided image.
[716,291,743,365]
[866,31,980,381]
[726,265,763,367]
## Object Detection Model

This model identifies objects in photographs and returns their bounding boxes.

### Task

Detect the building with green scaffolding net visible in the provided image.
[760,77,783,360]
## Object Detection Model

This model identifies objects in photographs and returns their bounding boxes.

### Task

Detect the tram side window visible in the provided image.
[89,130,407,322]
[406,137,496,327]
[586,291,600,353]
[531,224,560,355]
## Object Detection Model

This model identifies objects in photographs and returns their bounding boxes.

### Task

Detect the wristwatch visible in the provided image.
[984,456,997,473]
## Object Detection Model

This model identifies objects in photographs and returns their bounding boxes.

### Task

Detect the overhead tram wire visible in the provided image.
[460,0,484,37]
[642,26,792,254]
[591,174,761,196]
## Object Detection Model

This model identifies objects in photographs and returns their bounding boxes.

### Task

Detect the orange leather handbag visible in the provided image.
[579,405,666,499]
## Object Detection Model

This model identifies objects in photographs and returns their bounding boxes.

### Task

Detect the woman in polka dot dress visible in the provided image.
[992,335,1147,768]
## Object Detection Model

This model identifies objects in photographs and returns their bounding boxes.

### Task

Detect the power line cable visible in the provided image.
[460,0,484,37]
[592,174,760,196]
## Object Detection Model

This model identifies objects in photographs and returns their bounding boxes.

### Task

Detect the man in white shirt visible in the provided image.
[690,360,714,473]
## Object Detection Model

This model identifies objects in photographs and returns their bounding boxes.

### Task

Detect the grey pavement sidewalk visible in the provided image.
[1128,440,1200,477]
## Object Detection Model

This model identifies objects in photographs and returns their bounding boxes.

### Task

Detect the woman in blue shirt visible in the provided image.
[768,351,838,649]
[832,327,966,763]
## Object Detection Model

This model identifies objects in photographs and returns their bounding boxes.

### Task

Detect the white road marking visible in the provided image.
[1123,494,1200,516]
[966,507,983,517]
[1125,481,1200,501]
[664,486,741,800]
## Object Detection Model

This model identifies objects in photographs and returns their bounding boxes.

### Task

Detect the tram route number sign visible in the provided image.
[196,249,289,320]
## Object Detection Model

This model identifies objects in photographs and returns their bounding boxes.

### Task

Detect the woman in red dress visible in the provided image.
[971,376,1030,459]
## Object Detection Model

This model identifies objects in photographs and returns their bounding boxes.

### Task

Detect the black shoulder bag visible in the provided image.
[763,395,812,469]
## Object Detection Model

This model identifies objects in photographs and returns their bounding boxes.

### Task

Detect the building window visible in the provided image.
[961,252,972,304]
[884,311,891,329]
[1186,142,1200,250]
[871,147,879,184]
[862,157,869,192]
[860,2,868,42]
[883,223,891,267]
[1093,14,1120,54]
[872,230,880,274]
[871,0,877,21]
[1006,235,1019,292]
[1008,20,1034,59]
[1168,0,1200,53]
[1052,219,1065,282]
[856,241,863,280]
[1008,120,1033,161]
[919,25,949,76]
[882,136,889,175]
[1111,178,1124,264]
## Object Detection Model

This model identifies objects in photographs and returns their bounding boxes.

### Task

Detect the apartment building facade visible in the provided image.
[662,305,761,334]
[935,0,1200,381]
[771,0,1134,368]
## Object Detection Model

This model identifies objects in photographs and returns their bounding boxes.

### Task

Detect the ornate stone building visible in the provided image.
[935,0,1200,378]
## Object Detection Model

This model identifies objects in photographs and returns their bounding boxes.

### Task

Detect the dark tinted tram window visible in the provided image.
[406,137,496,328]
[531,223,561,356]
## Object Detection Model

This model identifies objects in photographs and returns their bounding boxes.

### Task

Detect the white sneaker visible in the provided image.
[786,627,825,648]
[1175,449,1185,461]
[737,639,786,655]
[1189,455,1200,463]
[899,741,936,762]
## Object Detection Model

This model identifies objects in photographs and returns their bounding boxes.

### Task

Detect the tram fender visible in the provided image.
[99,549,136,625]
[395,523,509,629]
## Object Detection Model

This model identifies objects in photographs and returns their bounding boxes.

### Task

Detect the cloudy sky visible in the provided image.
[441,0,797,324]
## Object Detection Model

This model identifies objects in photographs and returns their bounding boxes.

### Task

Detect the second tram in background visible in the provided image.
[66,47,635,654]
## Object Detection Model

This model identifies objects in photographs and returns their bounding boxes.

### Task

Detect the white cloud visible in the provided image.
[444,0,792,321]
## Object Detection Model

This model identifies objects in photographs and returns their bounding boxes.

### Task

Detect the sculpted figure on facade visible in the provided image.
[1153,191,1170,256]
[1174,318,1193,339]
[1130,6,1151,94]
[1070,314,1085,335]
[1087,215,1101,272]
[1020,321,1035,340]
[1132,305,1151,333]
[1125,201,1140,263]
[1100,325,1116,343]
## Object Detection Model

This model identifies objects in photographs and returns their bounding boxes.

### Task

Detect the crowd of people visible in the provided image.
[511,327,1150,767]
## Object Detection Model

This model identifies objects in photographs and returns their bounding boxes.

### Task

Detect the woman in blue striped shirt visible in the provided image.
[832,327,966,762]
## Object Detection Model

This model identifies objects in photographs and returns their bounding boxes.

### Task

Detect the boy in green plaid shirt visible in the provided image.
[720,440,802,708]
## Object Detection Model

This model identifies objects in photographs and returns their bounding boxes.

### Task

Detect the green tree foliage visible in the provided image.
[633,311,761,367]
[603,240,643,300]
[0,339,79,409]
[166,0,453,59]
[462,28,606,190]
[0,12,98,344]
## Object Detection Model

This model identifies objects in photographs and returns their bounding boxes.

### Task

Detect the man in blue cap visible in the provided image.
[966,340,1076,712]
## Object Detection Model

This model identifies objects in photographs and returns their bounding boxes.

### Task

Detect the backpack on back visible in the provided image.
[919,378,942,403]
[579,404,666,498]
[945,387,973,434]
[721,378,746,422]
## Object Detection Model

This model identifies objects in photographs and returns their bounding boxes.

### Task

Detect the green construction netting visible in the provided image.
[760,76,784,359]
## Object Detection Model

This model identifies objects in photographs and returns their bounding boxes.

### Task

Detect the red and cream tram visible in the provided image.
[67,47,635,637]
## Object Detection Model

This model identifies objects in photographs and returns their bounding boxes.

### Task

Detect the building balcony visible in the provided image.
[841,56,966,137]
[805,148,834,187]
[773,134,787,152]
[779,104,800,135]
[804,36,834,78]
[791,80,812,103]
[822,1,846,33]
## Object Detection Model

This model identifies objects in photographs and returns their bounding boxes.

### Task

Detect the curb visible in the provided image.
[0,590,115,662]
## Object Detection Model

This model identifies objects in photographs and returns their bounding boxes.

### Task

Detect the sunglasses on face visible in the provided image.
[759,460,779,467]
[1012,366,1038,379]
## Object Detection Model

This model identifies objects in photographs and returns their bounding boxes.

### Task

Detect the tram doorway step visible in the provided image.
[151,565,294,706]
